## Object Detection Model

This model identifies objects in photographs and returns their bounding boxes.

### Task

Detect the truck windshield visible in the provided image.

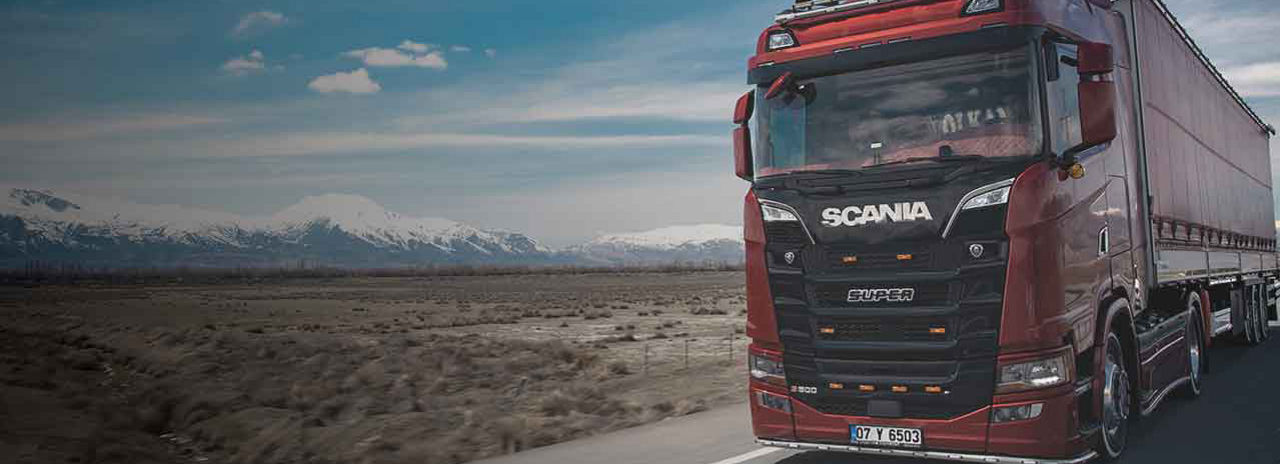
[753,46,1043,178]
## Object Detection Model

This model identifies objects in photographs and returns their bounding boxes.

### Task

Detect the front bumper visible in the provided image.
[752,379,1093,462]
[756,439,1097,464]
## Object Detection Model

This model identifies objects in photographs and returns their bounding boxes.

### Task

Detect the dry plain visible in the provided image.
[0,270,750,464]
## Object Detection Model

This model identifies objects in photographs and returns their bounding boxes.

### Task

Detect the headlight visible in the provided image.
[991,403,1044,423]
[756,391,793,412]
[962,0,1003,15]
[996,351,1071,394]
[749,353,787,387]
[961,186,1010,210]
[760,204,799,222]
[767,31,798,51]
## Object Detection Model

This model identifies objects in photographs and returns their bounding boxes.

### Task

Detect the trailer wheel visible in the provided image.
[1243,286,1259,346]
[1182,308,1204,398]
[1097,331,1131,460]
[1257,286,1270,343]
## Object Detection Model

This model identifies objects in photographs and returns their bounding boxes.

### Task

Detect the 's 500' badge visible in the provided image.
[848,288,916,303]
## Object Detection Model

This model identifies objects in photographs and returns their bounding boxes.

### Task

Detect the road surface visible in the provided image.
[476,328,1280,464]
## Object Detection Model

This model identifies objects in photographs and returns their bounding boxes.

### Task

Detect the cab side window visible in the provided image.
[1046,42,1083,155]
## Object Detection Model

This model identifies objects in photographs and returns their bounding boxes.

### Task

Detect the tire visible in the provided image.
[1096,331,1132,460]
[1243,287,1259,346]
[1257,288,1270,343]
[1182,309,1204,398]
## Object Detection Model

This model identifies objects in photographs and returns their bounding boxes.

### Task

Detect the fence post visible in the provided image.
[684,339,689,370]
[644,343,649,375]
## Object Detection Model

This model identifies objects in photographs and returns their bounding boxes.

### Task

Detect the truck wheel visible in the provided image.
[1182,309,1204,398]
[1243,288,1259,346]
[1258,288,1270,343]
[1097,331,1131,460]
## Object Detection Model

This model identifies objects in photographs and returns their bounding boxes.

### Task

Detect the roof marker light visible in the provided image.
[962,0,1003,15]
[767,31,798,51]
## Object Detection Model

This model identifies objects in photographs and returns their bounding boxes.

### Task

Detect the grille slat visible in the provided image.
[764,222,808,247]
[820,318,949,342]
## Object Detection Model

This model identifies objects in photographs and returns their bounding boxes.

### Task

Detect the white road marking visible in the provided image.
[705,447,784,464]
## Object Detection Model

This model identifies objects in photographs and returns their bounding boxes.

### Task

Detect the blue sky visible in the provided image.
[2,0,1279,247]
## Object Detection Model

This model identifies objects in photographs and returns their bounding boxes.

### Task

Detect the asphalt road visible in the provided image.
[476,327,1280,464]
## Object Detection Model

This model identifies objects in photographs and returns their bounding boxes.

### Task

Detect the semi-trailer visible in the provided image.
[732,0,1278,462]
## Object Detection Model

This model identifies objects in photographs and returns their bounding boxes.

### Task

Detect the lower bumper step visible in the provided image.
[756,438,1097,464]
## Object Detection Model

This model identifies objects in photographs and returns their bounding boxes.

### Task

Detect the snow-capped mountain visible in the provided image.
[571,224,744,266]
[0,185,743,269]
[0,186,552,268]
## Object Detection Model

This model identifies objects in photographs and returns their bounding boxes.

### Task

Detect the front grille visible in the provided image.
[823,249,933,270]
[764,222,808,247]
[814,282,950,307]
[820,318,949,342]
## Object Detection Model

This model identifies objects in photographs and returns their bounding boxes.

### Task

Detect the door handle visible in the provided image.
[1099,226,1110,257]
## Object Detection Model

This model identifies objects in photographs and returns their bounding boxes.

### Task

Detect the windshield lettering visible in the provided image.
[753,47,1043,178]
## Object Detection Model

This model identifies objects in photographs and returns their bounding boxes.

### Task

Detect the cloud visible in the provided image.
[342,42,448,70]
[0,114,226,143]
[397,40,431,53]
[1224,62,1280,97]
[450,45,472,53]
[308,68,381,94]
[221,49,274,76]
[230,11,287,38]
[484,48,497,58]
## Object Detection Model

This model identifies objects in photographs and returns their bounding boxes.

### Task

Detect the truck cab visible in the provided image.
[736,0,1275,462]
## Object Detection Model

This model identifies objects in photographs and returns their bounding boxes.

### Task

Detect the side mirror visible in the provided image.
[1077,42,1117,150]
[1078,80,1117,148]
[733,91,754,181]
[734,91,754,125]
[734,126,753,181]
[1078,42,1114,74]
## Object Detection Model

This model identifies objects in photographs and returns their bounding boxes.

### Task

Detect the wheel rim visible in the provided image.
[1246,297,1257,343]
[1188,318,1202,389]
[1258,294,1269,341]
[1102,336,1129,456]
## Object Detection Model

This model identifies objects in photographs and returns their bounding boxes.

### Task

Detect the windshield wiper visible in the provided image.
[770,168,863,179]
[863,154,986,169]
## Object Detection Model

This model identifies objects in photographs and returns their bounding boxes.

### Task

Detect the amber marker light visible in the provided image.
[859,384,876,392]
[891,385,909,393]
[897,254,913,261]
[925,386,943,394]
[929,327,947,335]
[842,256,859,264]
[819,327,835,335]
[829,382,845,390]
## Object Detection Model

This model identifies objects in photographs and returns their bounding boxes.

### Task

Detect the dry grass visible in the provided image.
[0,271,749,464]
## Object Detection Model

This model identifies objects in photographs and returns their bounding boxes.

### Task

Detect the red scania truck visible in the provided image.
[733,0,1278,462]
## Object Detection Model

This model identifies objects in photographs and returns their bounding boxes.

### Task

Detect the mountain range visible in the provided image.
[0,186,743,269]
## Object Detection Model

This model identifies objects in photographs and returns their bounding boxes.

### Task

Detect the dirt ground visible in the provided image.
[0,271,750,464]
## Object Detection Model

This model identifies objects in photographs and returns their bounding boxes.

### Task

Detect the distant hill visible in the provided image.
[0,186,743,268]
[568,224,744,266]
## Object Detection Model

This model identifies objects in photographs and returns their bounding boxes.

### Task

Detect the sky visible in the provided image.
[1,0,1279,247]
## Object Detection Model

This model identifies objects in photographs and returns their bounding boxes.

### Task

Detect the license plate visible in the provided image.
[851,424,923,448]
